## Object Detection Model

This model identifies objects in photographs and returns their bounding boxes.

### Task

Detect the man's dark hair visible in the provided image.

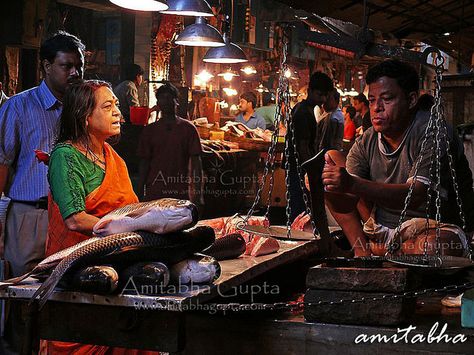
[416,93,435,111]
[308,72,333,93]
[345,106,356,120]
[366,59,419,96]
[240,91,257,109]
[125,64,145,81]
[155,82,179,100]
[262,91,275,106]
[40,30,85,64]
[333,90,341,103]
[354,93,369,107]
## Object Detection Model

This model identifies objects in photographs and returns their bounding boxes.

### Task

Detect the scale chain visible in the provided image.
[149,281,474,312]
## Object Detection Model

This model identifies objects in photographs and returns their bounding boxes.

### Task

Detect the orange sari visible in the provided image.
[42,143,158,355]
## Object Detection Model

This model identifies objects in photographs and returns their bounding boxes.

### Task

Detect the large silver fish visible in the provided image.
[30,226,215,309]
[93,198,198,237]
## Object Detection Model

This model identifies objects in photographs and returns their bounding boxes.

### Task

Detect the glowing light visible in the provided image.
[195,70,214,83]
[223,87,237,96]
[284,69,292,78]
[109,0,168,11]
[241,66,257,75]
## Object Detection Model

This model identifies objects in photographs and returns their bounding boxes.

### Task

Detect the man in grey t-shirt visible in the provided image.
[320,59,474,257]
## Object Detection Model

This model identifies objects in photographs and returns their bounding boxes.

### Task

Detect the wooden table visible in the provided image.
[1,240,318,354]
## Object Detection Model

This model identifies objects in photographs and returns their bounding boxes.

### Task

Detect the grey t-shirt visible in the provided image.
[346,111,474,229]
[114,80,140,122]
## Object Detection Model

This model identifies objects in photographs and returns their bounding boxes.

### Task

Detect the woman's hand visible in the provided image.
[64,211,100,236]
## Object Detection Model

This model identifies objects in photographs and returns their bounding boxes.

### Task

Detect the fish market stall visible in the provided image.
[0,239,318,353]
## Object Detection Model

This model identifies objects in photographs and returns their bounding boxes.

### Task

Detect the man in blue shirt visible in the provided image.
[235,91,266,130]
[0,31,85,278]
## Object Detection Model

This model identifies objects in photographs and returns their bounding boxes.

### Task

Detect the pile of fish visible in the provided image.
[220,122,273,142]
[200,139,239,152]
[198,215,281,258]
[1,198,226,309]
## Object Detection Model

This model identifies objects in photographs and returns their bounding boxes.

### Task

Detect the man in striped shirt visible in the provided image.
[0,31,85,278]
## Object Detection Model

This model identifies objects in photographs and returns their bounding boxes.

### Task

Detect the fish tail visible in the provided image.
[29,270,62,309]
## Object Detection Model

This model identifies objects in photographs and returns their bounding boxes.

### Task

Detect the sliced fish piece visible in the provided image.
[441,294,463,308]
[203,233,246,260]
[93,198,198,237]
[245,236,280,257]
[170,254,221,284]
[30,226,215,309]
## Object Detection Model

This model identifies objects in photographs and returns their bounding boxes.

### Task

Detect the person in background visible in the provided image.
[44,79,155,355]
[318,89,344,151]
[235,91,266,130]
[255,91,277,130]
[113,63,144,123]
[353,93,371,136]
[342,105,357,152]
[137,83,204,207]
[0,30,85,353]
[0,30,85,278]
[285,71,334,254]
[322,59,474,257]
[188,89,205,120]
[0,81,8,108]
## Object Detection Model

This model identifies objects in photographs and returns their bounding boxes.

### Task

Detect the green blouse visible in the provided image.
[48,143,105,219]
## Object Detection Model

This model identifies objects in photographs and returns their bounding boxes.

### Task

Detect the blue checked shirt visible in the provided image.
[0,81,62,201]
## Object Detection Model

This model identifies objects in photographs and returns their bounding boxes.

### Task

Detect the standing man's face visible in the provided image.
[43,50,84,99]
[157,92,177,115]
[239,98,252,113]
[307,89,328,107]
[352,99,362,112]
[136,74,144,87]
[368,76,417,137]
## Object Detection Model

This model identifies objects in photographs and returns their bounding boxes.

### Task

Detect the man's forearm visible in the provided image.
[350,176,426,210]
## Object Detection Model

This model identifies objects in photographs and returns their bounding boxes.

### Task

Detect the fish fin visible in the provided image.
[0,271,34,290]
[93,219,112,234]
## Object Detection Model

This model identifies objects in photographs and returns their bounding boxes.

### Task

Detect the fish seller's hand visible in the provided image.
[322,153,353,193]
[304,174,310,191]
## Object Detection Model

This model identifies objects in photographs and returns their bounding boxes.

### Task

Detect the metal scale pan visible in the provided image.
[238,224,317,241]
[386,255,474,270]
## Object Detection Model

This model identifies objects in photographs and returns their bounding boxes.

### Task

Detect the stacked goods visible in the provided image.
[304,265,419,326]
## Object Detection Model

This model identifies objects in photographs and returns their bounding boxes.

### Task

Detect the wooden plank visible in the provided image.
[304,289,416,326]
[306,266,419,292]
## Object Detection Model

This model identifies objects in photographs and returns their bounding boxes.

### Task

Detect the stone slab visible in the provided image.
[306,266,419,292]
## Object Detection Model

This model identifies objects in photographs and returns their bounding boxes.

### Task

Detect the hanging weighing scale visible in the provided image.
[237,25,318,242]
[384,51,474,271]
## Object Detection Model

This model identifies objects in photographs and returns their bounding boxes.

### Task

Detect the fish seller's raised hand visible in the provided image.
[322,153,353,193]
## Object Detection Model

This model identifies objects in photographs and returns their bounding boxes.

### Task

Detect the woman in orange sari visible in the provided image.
[42,80,156,354]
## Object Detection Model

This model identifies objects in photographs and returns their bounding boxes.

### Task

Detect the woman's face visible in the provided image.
[86,86,121,140]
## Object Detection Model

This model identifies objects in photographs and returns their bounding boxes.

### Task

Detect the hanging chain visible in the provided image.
[242,26,289,228]
[145,281,474,312]
[386,55,468,264]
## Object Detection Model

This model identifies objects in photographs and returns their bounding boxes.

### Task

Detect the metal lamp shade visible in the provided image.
[175,17,225,47]
[110,0,169,11]
[161,0,213,17]
[203,33,247,63]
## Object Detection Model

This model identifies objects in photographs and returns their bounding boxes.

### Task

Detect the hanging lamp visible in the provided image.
[109,0,169,11]
[175,17,225,47]
[203,16,247,63]
[161,0,213,17]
